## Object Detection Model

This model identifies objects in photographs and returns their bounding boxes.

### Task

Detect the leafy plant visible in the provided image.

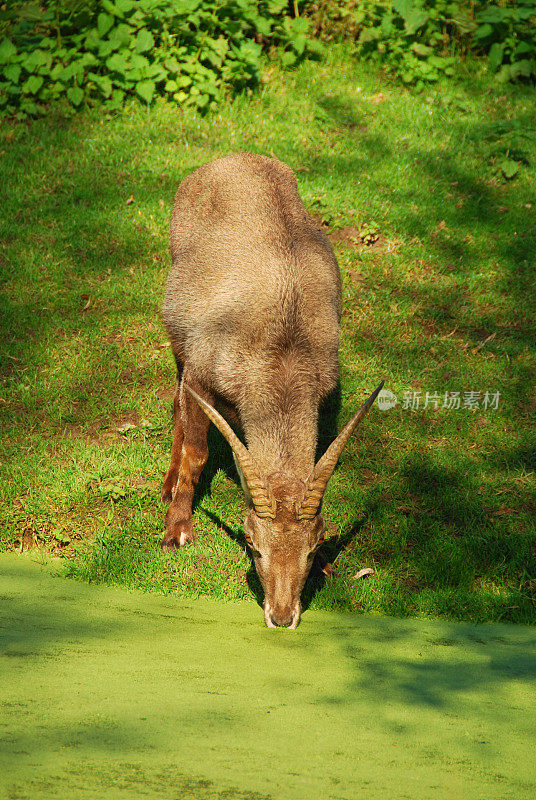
[469,119,534,181]
[0,0,321,118]
[474,0,536,83]
[359,221,380,245]
[354,0,474,87]
[304,0,536,86]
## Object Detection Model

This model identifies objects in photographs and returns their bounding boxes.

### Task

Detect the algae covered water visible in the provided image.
[1,554,535,799]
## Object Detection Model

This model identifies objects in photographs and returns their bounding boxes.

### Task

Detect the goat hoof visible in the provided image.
[161,519,195,551]
[160,538,179,552]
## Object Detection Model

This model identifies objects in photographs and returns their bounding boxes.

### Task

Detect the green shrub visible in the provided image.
[0,0,321,118]
[473,0,536,83]
[304,0,536,86]
[356,1,465,86]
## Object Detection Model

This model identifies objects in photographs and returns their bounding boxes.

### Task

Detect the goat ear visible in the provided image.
[296,381,384,521]
[185,386,276,519]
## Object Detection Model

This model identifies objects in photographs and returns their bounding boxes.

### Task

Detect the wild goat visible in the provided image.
[161,152,382,629]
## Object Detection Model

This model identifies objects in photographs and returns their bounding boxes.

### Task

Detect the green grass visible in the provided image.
[1,46,535,624]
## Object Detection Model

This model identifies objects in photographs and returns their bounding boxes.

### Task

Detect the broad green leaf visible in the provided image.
[499,159,520,179]
[509,59,532,79]
[21,50,49,73]
[474,23,493,40]
[477,7,504,24]
[207,37,228,58]
[267,0,286,13]
[488,42,504,72]
[135,79,155,103]
[204,49,224,69]
[102,0,125,18]
[84,28,100,51]
[22,74,43,94]
[97,13,114,37]
[79,53,98,68]
[285,16,309,35]
[130,53,150,69]
[496,64,512,83]
[164,58,180,73]
[165,79,178,92]
[405,10,429,35]
[0,38,17,64]
[61,61,85,80]
[392,0,413,21]
[412,42,432,57]
[281,50,296,67]
[4,64,21,83]
[126,67,142,80]
[115,0,136,13]
[513,42,534,57]
[175,74,192,88]
[292,34,307,56]
[91,74,113,97]
[267,0,286,12]
[109,23,131,50]
[196,92,209,108]
[256,17,271,37]
[98,40,114,58]
[135,28,155,53]
[146,61,166,81]
[107,87,125,108]
[67,86,84,106]
[106,52,130,73]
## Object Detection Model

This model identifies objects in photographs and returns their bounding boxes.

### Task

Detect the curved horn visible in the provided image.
[296,381,385,521]
[185,386,276,519]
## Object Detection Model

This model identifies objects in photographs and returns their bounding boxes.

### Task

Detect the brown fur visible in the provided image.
[161,152,342,626]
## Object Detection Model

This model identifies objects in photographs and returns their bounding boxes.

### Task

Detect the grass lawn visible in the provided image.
[1,45,535,625]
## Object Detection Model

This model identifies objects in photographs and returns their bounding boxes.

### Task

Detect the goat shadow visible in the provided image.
[191,383,356,611]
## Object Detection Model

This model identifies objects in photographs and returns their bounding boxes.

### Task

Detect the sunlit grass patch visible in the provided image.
[1,45,535,623]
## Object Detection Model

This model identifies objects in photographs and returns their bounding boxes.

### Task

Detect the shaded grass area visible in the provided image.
[1,46,535,624]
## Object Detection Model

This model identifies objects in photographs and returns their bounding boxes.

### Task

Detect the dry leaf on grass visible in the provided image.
[80,294,91,312]
[117,422,137,434]
[368,92,386,104]
[354,567,375,580]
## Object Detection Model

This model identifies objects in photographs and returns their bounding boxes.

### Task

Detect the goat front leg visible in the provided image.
[161,371,211,551]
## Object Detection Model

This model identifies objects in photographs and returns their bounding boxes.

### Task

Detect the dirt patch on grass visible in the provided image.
[313,214,390,253]
[61,410,142,443]
[12,497,109,555]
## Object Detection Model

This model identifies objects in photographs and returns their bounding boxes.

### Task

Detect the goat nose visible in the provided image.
[270,610,294,628]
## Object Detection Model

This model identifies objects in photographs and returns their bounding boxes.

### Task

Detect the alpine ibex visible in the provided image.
[161,152,382,628]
